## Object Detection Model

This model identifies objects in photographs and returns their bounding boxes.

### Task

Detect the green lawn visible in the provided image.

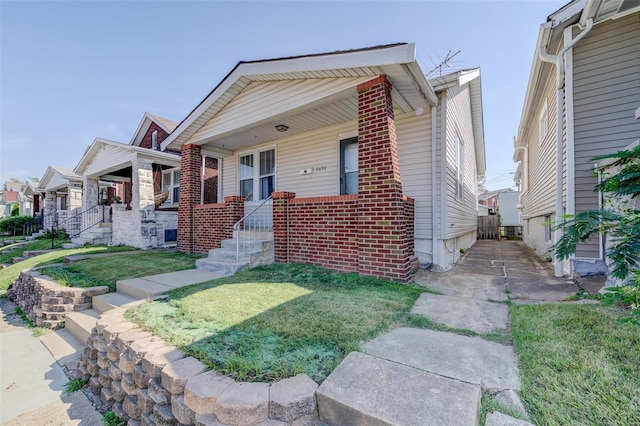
[39,251,202,292]
[511,303,640,426]
[0,245,135,291]
[0,238,70,264]
[126,263,425,383]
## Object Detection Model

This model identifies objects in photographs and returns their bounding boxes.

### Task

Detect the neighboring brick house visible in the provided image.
[162,43,486,282]
[71,112,187,248]
[513,0,640,276]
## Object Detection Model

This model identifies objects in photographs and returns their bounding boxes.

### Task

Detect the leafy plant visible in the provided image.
[63,377,87,395]
[601,271,640,326]
[549,145,640,324]
[103,410,126,426]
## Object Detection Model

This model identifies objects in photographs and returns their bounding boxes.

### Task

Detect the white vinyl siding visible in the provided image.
[441,84,478,239]
[219,112,435,240]
[521,79,558,219]
[572,13,640,258]
[83,146,136,178]
[397,111,433,239]
[190,77,370,144]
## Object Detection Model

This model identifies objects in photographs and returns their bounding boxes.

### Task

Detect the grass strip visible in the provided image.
[0,238,69,264]
[39,251,202,292]
[510,303,640,426]
[127,263,425,383]
[0,245,134,291]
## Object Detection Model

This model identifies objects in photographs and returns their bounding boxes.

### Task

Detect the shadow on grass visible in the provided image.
[126,263,425,384]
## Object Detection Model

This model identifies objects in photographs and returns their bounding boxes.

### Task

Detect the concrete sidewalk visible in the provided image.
[0,298,103,425]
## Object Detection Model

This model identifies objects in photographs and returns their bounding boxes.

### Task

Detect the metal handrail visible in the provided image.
[233,196,273,269]
[57,204,110,238]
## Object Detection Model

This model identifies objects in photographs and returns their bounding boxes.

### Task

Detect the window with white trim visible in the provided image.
[238,148,275,201]
[539,102,548,143]
[455,134,464,199]
[161,168,180,206]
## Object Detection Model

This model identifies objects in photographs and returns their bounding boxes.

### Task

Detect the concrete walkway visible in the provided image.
[0,268,225,425]
[0,298,103,425]
[318,240,597,425]
[1,242,603,425]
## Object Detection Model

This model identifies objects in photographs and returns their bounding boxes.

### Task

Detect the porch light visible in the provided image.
[275,124,289,132]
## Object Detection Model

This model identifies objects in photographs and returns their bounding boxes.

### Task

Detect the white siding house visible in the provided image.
[164,43,485,279]
[514,0,640,276]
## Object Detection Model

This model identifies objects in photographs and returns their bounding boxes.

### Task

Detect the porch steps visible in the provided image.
[64,223,112,248]
[195,239,274,275]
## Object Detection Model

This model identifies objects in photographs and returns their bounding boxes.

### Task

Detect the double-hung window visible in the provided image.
[238,148,276,201]
[161,168,180,206]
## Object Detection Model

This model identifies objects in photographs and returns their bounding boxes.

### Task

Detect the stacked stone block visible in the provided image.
[7,270,108,328]
[79,307,319,425]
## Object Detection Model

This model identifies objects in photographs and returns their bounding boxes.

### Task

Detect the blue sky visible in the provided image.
[0,0,567,190]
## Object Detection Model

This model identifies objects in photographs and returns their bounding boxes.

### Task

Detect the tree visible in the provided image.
[549,144,640,324]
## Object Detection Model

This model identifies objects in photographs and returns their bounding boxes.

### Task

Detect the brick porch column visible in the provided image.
[178,144,202,253]
[272,191,296,264]
[224,196,245,231]
[357,76,412,282]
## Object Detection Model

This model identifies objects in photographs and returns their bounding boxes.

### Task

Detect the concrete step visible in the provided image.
[92,292,137,313]
[317,352,481,426]
[205,246,250,261]
[195,257,248,275]
[117,270,225,299]
[65,309,100,343]
[220,238,270,252]
[39,327,85,369]
[62,242,82,249]
[11,257,26,264]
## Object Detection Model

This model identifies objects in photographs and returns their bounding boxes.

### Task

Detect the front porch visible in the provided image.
[72,139,182,249]
[176,74,421,282]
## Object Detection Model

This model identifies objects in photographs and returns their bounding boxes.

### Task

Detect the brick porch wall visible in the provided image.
[273,193,359,273]
[192,196,244,254]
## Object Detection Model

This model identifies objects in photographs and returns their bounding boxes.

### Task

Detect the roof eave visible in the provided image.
[162,43,436,151]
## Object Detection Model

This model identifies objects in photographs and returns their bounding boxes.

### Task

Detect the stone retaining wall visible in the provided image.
[78,307,319,426]
[7,270,108,328]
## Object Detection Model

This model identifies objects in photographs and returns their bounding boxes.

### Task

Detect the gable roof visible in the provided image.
[162,43,439,151]
[39,165,82,192]
[3,191,19,202]
[75,137,181,177]
[130,112,179,147]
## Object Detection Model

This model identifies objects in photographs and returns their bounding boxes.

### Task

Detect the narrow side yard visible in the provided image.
[126,263,426,383]
[39,251,202,291]
[511,303,640,426]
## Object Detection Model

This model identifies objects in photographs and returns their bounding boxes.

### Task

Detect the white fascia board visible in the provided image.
[458,68,481,86]
[241,43,417,75]
[38,166,58,190]
[549,0,587,26]
[130,114,152,146]
[162,44,420,151]
[404,62,439,107]
[635,106,640,120]
[516,23,552,147]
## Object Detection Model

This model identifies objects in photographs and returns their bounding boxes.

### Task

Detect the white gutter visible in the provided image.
[538,18,593,277]
[431,104,439,268]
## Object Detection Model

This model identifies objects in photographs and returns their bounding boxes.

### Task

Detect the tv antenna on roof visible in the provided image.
[427,49,461,78]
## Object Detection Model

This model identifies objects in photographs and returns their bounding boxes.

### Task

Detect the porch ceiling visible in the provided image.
[197,86,413,154]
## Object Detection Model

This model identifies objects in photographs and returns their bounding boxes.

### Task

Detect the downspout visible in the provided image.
[538,18,593,277]
[431,104,439,269]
